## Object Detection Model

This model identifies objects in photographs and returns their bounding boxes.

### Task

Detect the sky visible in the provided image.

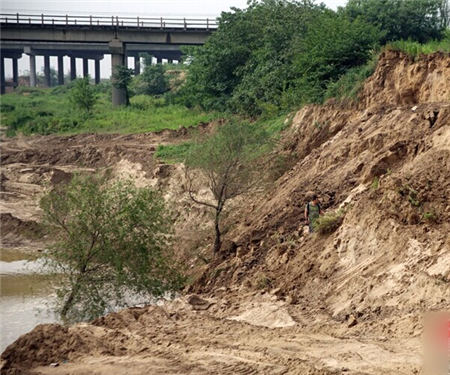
[1,0,348,79]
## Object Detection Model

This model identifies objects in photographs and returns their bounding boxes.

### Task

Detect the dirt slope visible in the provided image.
[1,51,449,375]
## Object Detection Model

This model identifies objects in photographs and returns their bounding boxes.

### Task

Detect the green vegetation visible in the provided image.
[40,175,184,322]
[324,54,378,102]
[1,86,220,136]
[69,77,97,114]
[422,210,438,223]
[371,176,380,190]
[112,65,134,106]
[185,120,271,253]
[180,0,448,116]
[314,210,345,235]
[155,142,193,163]
[132,55,169,95]
[342,0,448,43]
[385,32,450,57]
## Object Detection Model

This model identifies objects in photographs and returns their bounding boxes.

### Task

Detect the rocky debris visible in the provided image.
[187,294,213,310]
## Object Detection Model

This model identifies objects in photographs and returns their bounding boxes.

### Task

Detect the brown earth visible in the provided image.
[1,51,449,374]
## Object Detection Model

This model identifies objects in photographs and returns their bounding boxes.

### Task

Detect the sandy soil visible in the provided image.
[1,51,449,375]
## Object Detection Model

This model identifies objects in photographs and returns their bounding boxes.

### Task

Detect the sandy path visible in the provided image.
[23,295,421,375]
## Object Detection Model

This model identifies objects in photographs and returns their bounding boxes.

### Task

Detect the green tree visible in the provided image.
[185,121,269,253]
[112,66,134,105]
[69,76,97,114]
[342,0,447,43]
[40,175,184,322]
[290,11,381,104]
[181,0,321,115]
[135,59,169,95]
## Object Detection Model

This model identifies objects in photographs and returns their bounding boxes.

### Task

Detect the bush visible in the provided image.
[70,77,97,114]
[324,54,378,102]
[40,175,184,322]
[314,210,344,235]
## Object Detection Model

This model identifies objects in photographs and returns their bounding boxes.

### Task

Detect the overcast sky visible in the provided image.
[2,0,348,78]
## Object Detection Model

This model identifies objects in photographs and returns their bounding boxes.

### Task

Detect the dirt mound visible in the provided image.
[190,52,450,340]
[0,295,420,375]
[359,50,450,108]
[1,324,84,374]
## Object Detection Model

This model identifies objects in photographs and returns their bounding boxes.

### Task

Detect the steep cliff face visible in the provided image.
[192,51,450,338]
[1,51,449,375]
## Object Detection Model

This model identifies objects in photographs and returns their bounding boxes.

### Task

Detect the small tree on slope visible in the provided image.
[185,121,269,254]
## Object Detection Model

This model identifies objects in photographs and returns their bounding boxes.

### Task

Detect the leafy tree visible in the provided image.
[112,66,134,105]
[185,121,269,253]
[133,56,169,95]
[69,76,97,114]
[40,175,184,322]
[290,11,381,103]
[181,0,321,115]
[342,0,448,43]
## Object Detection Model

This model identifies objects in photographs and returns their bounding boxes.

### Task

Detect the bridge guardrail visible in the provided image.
[0,13,218,29]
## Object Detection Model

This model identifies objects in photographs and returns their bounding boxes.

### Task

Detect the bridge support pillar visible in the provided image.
[12,57,19,87]
[0,57,5,94]
[94,59,101,84]
[83,58,89,78]
[44,55,51,87]
[29,54,36,87]
[134,55,140,75]
[156,57,162,64]
[70,57,76,81]
[109,39,127,107]
[57,56,64,85]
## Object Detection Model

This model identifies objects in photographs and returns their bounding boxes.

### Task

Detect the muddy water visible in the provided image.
[0,249,57,352]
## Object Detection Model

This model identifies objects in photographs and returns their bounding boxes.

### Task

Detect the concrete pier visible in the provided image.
[12,57,18,87]
[70,56,76,80]
[0,57,5,94]
[109,39,127,106]
[134,55,140,75]
[57,55,64,85]
[44,55,51,87]
[28,53,36,87]
[95,59,101,84]
[83,58,89,78]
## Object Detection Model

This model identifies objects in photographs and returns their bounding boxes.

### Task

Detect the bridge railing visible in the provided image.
[0,13,218,29]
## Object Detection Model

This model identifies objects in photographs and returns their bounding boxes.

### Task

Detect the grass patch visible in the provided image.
[155,142,193,163]
[313,209,344,235]
[1,87,221,136]
[385,33,450,58]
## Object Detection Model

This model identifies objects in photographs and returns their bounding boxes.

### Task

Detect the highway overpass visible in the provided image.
[0,13,217,104]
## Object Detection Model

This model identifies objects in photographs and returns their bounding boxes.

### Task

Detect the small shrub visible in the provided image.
[256,275,273,290]
[70,77,97,114]
[324,54,378,102]
[422,211,438,223]
[371,176,379,190]
[314,210,344,235]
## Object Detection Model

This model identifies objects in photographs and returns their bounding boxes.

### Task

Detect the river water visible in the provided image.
[0,249,57,352]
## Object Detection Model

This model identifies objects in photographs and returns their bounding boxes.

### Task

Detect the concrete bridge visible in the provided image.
[0,13,217,104]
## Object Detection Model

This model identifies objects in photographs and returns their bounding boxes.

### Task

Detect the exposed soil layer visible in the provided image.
[1,51,449,375]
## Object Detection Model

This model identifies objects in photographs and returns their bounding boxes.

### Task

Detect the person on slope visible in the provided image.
[304,194,323,233]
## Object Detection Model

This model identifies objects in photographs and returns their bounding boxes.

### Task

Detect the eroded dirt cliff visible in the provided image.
[1,51,449,375]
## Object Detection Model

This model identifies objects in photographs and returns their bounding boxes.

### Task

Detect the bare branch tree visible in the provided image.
[184,121,269,253]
